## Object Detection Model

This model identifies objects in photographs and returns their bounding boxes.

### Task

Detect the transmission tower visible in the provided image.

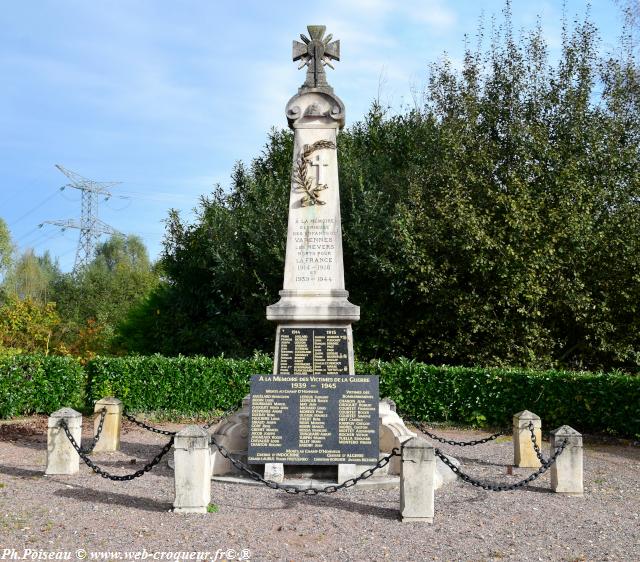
[44,165,122,272]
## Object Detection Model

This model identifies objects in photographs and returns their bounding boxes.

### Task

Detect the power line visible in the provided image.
[8,188,63,228]
[114,190,197,203]
[42,165,122,273]
[28,230,65,251]
[13,225,43,244]
[20,229,63,251]
[104,197,132,212]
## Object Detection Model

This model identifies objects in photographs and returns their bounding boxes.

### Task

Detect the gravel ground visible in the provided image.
[0,416,638,562]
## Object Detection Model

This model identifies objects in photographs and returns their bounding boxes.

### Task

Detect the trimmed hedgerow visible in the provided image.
[0,354,86,417]
[366,359,640,438]
[1,354,637,437]
[86,354,272,414]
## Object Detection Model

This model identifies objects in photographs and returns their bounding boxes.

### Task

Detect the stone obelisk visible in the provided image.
[267,25,359,371]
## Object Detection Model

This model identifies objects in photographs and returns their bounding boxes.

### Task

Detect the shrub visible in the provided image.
[365,359,640,437]
[86,354,272,414]
[0,354,85,417]
[1,354,637,438]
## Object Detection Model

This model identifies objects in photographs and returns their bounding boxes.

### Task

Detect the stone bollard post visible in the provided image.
[400,436,436,523]
[93,397,123,452]
[550,425,583,496]
[264,462,284,482]
[46,408,82,475]
[338,463,357,484]
[173,425,211,513]
[513,410,541,468]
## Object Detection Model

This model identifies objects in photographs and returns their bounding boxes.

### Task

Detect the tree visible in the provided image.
[2,249,59,303]
[0,295,60,354]
[53,234,159,356]
[119,133,292,356]
[0,218,12,280]
[120,4,640,371]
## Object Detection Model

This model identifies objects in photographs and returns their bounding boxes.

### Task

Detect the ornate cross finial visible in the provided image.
[292,25,340,90]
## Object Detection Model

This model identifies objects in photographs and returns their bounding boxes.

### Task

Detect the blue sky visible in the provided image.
[0,0,627,272]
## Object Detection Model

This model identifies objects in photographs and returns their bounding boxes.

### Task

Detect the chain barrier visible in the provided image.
[122,413,177,436]
[59,419,174,481]
[123,403,241,435]
[435,438,568,492]
[58,404,568,493]
[528,421,549,465]
[411,419,504,447]
[79,408,107,454]
[211,436,401,495]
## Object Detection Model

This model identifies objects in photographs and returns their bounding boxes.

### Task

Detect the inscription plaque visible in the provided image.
[278,327,348,375]
[248,374,379,465]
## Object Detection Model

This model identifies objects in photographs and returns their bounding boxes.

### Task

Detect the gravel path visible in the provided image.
[0,416,638,561]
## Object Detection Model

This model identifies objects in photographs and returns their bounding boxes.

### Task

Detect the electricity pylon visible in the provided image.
[44,165,122,272]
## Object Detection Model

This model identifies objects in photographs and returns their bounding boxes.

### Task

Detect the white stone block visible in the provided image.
[173,425,211,513]
[513,410,542,468]
[337,463,357,484]
[400,436,436,523]
[264,462,284,482]
[46,408,82,475]
[550,425,583,496]
[93,397,122,452]
[266,90,358,324]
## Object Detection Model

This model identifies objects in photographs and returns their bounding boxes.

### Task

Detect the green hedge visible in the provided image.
[86,354,272,414]
[0,355,86,417]
[0,354,638,437]
[367,359,640,438]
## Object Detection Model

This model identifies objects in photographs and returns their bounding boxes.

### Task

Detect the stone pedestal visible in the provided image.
[210,396,251,477]
[513,410,542,468]
[265,83,356,327]
[550,425,583,496]
[265,91,359,361]
[173,425,211,513]
[46,408,82,475]
[337,463,357,484]
[211,396,462,491]
[400,437,436,523]
[93,397,122,453]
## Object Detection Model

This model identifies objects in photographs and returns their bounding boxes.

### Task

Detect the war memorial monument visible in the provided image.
[210,25,427,487]
[43,25,584,527]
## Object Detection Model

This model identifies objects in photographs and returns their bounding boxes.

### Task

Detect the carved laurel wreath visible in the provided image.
[292,140,336,206]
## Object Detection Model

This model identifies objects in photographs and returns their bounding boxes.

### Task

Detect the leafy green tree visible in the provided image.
[53,234,159,355]
[0,218,12,280]
[2,249,59,303]
[120,4,640,372]
[119,132,292,356]
[0,295,60,354]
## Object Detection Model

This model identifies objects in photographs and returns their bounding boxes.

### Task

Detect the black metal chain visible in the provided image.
[123,404,241,435]
[412,420,505,447]
[435,438,568,492]
[528,421,549,465]
[211,436,401,495]
[122,412,177,436]
[59,420,174,481]
[80,408,107,454]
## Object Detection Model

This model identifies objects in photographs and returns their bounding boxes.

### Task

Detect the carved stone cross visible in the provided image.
[292,25,340,89]
[310,152,329,188]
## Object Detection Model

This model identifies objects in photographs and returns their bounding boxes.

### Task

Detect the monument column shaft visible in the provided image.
[267,25,358,382]
[282,126,345,293]
[266,88,359,328]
